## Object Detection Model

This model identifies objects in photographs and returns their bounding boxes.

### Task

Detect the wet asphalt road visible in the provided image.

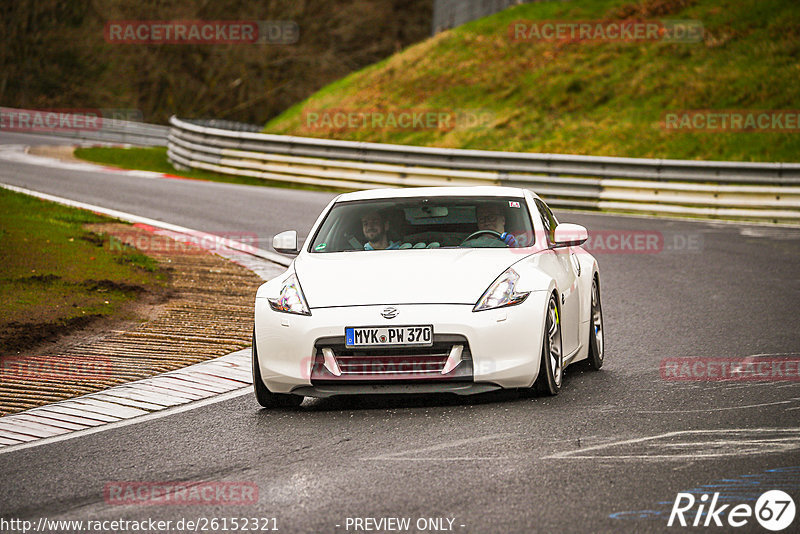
[1,132,799,533]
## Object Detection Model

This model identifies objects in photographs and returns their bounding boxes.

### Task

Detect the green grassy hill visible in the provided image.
[264,0,800,162]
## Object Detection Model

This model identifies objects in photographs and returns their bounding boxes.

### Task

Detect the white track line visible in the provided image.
[0,181,292,453]
[0,350,254,455]
[0,182,291,268]
[543,428,800,460]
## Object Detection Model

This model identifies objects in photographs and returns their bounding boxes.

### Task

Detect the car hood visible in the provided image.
[294,249,521,308]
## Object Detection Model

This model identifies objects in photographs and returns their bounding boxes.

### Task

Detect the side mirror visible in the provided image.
[273,230,298,254]
[553,223,588,247]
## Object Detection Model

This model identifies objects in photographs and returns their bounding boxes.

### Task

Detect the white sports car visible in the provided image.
[253,186,603,407]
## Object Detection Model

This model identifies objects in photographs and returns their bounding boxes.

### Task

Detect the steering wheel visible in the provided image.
[460,230,505,246]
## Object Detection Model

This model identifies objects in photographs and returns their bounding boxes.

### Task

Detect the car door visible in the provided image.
[533,198,581,357]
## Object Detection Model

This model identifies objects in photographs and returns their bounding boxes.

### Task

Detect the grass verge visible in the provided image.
[264,0,800,162]
[0,187,168,356]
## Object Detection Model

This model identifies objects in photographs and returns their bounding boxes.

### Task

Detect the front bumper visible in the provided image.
[254,295,549,395]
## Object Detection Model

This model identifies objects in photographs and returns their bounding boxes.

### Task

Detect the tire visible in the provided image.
[252,330,303,408]
[534,293,563,396]
[586,277,604,370]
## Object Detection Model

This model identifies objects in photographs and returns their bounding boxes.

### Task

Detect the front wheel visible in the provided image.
[586,278,604,370]
[252,330,303,408]
[534,293,563,396]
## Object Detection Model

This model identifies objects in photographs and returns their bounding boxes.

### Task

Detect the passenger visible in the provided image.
[361,210,400,250]
[475,205,518,246]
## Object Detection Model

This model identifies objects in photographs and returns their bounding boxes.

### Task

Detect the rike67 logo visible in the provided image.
[668,490,796,531]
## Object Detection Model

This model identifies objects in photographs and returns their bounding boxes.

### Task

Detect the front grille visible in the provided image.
[311,335,473,383]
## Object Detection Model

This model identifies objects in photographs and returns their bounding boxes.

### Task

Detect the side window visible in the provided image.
[545,202,559,229]
[534,199,557,244]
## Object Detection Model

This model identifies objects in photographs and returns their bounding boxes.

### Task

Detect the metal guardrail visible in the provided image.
[432,0,522,34]
[0,107,168,146]
[168,116,800,223]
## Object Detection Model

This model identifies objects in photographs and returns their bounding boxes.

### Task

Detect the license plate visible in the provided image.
[345,325,433,347]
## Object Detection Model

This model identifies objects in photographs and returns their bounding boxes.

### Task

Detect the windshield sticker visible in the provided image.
[314,243,327,251]
[509,201,521,208]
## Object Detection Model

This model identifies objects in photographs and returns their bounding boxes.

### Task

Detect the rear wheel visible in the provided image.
[534,293,563,396]
[252,330,303,408]
[586,278,604,370]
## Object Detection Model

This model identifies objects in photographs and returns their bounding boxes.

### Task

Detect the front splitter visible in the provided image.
[292,382,501,397]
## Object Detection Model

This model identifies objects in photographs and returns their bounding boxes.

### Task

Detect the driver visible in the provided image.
[476,204,517,246]
[361,210,400,250]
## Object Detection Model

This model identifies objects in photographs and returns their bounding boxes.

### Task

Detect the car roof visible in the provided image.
[335,186,539,202]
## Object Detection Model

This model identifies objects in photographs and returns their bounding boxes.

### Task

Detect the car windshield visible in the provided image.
[309,196,535,252]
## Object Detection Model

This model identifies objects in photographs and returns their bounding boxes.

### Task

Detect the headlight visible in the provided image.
[473,268,530,312]
[268,273,311,315]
